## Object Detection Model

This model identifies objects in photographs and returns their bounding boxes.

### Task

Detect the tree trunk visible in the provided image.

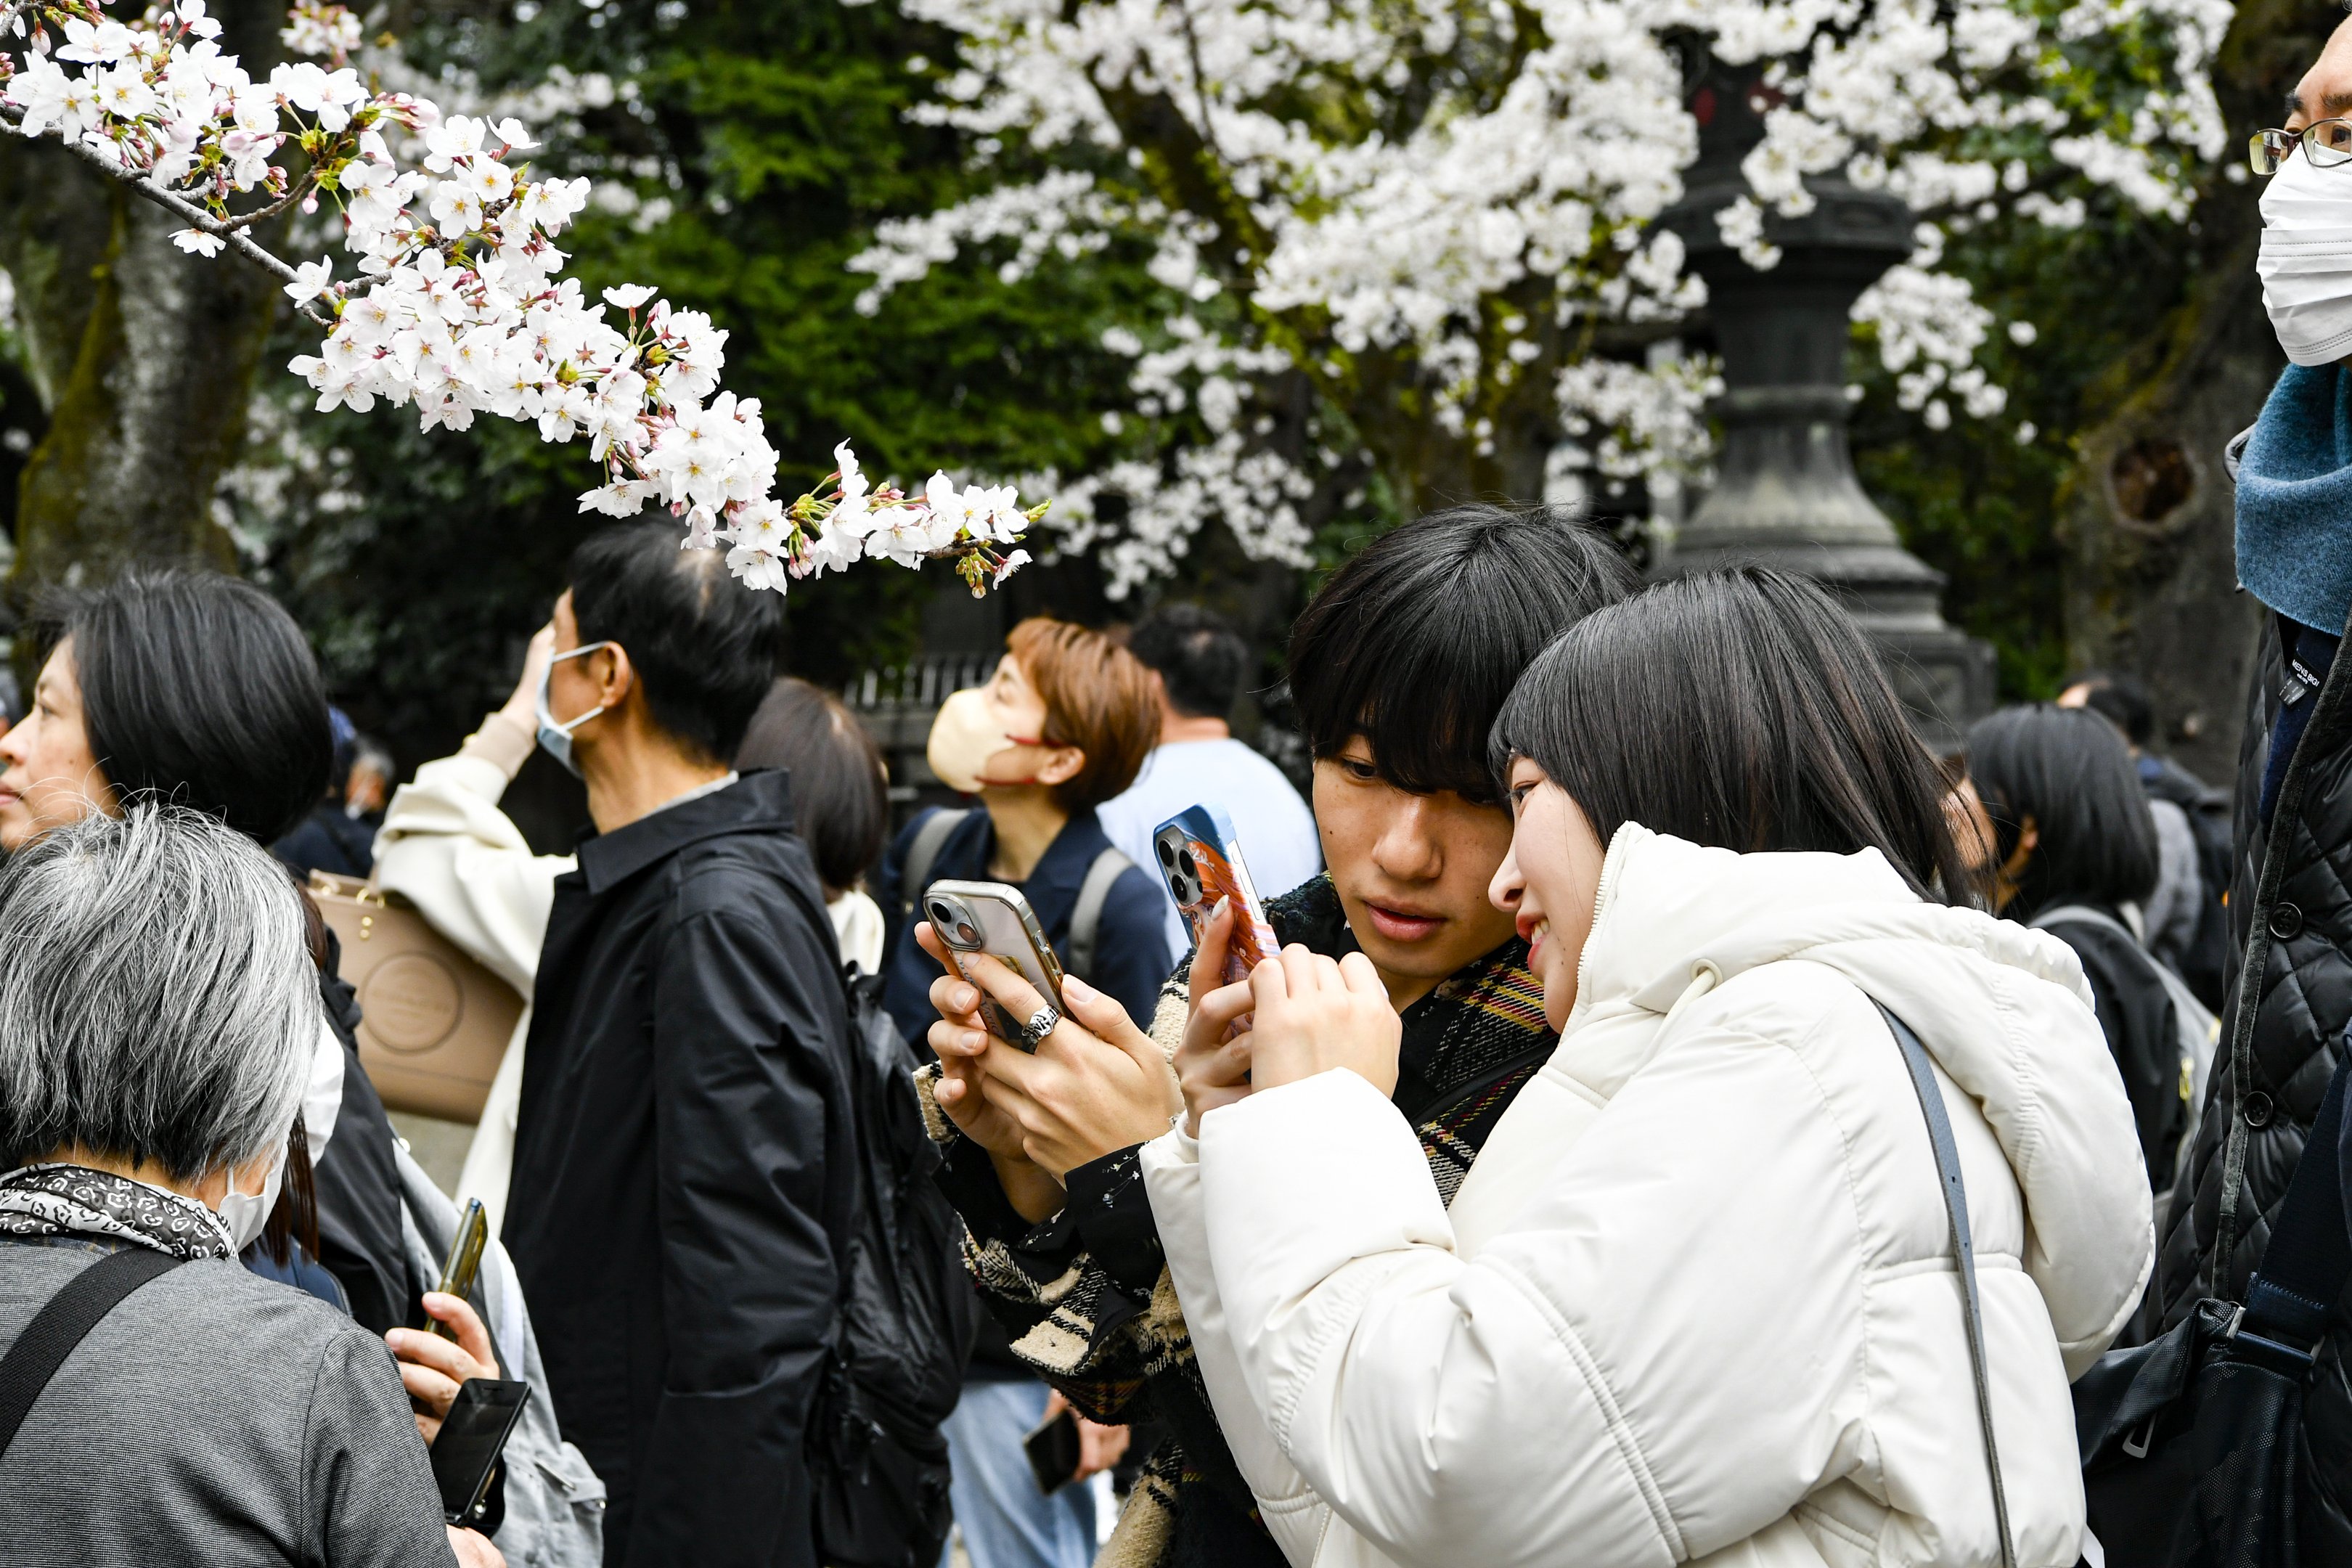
[0,0,292,594]
[2060,0,2337,785]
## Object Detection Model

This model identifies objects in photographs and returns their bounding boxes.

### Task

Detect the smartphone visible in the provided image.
[1022,1403,1082,1495]
[925,879,1068,1050]
[428,1198,489,1342]
[430,1377,533,1524]
[1153,804,1281,987]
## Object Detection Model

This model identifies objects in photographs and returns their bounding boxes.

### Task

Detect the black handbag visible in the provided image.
[2073,1044,2351,1567]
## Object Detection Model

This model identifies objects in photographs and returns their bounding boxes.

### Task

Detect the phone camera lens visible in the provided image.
[956,920,980,945]
[1155,838,1177,866]
[1178,849,1199,880]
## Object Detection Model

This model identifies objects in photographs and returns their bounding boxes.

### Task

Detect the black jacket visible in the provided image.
[2034,905,2186,1192]
[2156,613,2352,1549]
[504,771,852,1568]
[308,931,411,1336]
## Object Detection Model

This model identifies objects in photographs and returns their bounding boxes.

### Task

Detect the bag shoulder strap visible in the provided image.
[899,809,971,923]
[1065,846,1133,985]
[1875,1002,2017,1568]
[0,1246,184,1462]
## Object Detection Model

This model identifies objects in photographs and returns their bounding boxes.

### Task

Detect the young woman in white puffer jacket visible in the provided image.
[1137,569,2155,1568]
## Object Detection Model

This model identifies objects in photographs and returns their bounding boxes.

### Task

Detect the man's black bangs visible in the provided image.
[1360,693,1506,801]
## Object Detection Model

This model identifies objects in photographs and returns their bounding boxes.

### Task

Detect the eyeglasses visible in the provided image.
[2252,119,2352,176]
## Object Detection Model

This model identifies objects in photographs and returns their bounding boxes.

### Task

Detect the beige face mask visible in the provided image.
[926,687,1044,793]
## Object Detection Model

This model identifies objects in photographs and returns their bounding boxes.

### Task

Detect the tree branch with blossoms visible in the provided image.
[0,0,1040,597]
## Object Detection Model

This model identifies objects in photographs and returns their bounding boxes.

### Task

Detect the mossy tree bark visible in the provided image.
[0,0,291,597]
[2059,0,2337,785]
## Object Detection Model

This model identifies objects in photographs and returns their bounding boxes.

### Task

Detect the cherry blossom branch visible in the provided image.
[1,0,1040,598]
[0,97,325,324]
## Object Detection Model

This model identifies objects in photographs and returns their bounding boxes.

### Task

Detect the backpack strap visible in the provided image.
[1064,846,1134,987]
[0,1246,185,1462]
[1875,1002,2016,1568]
[899,809,971,925]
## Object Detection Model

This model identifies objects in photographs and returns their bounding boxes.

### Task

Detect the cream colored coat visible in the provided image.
[1140,825,2153,1568]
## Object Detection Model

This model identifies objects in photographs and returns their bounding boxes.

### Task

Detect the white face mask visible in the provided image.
[216,1134,290,1254]
[925,686,1043,793]
[2260,147,2352,367]
[534,640,616,778]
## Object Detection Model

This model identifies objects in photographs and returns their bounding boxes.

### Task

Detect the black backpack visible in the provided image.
[796,899,977,1568]
[2142,759,2233,1013]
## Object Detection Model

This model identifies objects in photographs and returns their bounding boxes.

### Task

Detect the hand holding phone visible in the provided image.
[924,880,1067,1049]
[1153,805,1281,989]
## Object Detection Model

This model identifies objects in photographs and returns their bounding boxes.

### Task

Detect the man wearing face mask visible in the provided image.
[386,522,851,1568]
[2150,24,2352,1552]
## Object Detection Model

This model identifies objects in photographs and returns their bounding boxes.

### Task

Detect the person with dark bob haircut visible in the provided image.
[1961,704,2191,1191]
[1487,563,1971,899]
[4,569,331,849]
[1114,566,2150,1568]
[735,676,892,971]
[0,569,515,1418]
[2056,669,2230,1008]
[911,505,1636,1568]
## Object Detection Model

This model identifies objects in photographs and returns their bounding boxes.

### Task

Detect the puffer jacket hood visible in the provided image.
[1573,824,2155,1366]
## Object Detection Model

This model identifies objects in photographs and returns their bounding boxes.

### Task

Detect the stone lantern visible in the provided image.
[1654,54,1995,752]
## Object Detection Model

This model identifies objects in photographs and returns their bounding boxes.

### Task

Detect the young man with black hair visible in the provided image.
[1097,603,1320,956]
[407,523,850,1567]
[912,506,1638,1568]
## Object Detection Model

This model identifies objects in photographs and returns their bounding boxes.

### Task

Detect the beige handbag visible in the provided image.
[308,871,524,1123]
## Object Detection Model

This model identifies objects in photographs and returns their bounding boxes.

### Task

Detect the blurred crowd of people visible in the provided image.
[13,24,2352,1568]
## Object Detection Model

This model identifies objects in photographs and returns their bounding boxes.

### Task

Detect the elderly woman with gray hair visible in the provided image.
[0,807,499,1567]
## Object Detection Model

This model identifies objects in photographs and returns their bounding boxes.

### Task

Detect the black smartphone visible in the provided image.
[430,1377,532,1525]
[1022,1403,1082,1495]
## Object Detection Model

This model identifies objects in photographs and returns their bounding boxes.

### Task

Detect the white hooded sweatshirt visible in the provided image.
[1140,825,2153,1568]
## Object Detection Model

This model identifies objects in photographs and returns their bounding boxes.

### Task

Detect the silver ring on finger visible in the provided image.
[1018,1003,1061,1048]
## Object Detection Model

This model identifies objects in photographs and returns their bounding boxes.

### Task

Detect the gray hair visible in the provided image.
[0,805,315,1182]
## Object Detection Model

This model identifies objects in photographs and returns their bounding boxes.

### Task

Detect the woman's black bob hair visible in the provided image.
[1963,703,2157,920]
[735,677,890,895]
[1288,505,1638,804]
[1489,567,1967,900]
[33,570,332,846]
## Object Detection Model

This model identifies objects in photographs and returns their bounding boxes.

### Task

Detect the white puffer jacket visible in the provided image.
[1140,825,2153,1568]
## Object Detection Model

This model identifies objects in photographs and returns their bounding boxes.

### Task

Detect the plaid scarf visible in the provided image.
[923,873,1556,1568]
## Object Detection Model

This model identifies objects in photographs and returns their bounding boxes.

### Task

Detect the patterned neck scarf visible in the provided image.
[0,1163,234,1260]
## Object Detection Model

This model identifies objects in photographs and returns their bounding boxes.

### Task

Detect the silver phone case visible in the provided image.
[924,879,1068,1049]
